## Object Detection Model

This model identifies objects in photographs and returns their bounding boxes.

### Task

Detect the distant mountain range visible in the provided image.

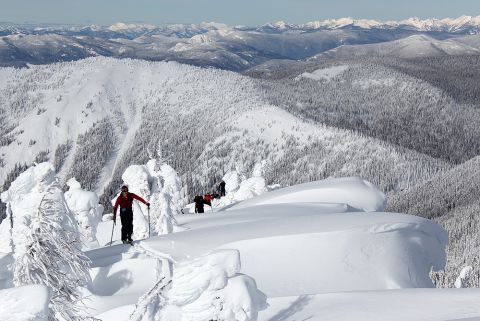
[0,15,479,70]
[2,15,480,37]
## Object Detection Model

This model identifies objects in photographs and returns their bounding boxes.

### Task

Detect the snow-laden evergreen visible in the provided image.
[130,250,267,321]
[0,163,58,255]
[215,163,269,207]
[186,161,277,212]
[112,153,184,239]
[0,162,91,321]
[454,266,474,288]
[64,177,103,249]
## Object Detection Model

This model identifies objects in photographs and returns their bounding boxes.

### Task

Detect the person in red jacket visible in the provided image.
[113,185,150,244]
[203,193,213,207]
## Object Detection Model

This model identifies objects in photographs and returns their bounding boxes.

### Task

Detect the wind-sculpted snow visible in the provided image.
[0,285,50,321]
[228,177,386,212]
[86,178,458,320]
[139,178,447,296]
[130,250,267,321]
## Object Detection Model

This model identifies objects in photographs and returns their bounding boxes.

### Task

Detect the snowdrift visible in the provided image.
[85,176,465,320]
[226,177,386,212]
[0,285,50,321]
[143,206,447,296]
[141,178,446,296]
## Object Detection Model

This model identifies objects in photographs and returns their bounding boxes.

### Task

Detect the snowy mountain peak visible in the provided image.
[262,15,480,33]
[107,22,157,32]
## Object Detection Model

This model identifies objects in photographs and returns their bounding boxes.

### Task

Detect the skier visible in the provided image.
[194,195,204,213]
[203,193,213,207]
[219,180,226,197]
[113,185,150,244]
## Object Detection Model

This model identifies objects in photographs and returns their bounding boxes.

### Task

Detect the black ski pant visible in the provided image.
[120,208,134,242]
[220,188,226,197]
[195,206,204,213]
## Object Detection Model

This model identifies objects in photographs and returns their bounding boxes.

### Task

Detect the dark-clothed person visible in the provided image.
[219,180,226,197]
[194,195,205,213]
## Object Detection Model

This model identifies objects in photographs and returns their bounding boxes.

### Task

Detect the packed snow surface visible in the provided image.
[0,285,50,321]
[258,289,480,321]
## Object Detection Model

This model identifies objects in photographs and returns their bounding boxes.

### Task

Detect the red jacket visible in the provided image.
[114,192,147,214]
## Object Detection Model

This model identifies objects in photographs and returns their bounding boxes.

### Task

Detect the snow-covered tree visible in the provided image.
[64,178,103,250]
[1,163,91,321]
[15,183,91,320]
[115,151,184,238]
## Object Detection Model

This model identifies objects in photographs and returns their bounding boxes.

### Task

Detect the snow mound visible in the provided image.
[144,203,447,296]
[64,177,103,249]
[227,177,386,212]
[131,250,267,321]
[0,285,50,321]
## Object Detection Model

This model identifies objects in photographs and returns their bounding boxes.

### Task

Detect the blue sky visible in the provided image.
[0,0,479,26]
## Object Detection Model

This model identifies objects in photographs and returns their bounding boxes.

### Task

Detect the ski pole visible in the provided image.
[147,206,151,238]
[109,218,115,246]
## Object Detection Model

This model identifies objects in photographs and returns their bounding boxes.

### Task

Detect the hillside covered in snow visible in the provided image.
[3,168,480,321]
[1,53,480,288]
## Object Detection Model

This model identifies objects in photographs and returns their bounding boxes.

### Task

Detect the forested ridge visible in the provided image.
[0,55,479,287]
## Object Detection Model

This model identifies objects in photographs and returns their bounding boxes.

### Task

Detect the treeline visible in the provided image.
[258,57,480,164]
[69,119,117,192]
[389,157,480,288]
[383,55,480,105]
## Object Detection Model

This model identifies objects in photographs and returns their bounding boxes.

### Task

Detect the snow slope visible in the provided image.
[107,178,446,298]
[0,57,447,209]
[323,34,480,58]
[60,176,480,320]
[259,289,480,321]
